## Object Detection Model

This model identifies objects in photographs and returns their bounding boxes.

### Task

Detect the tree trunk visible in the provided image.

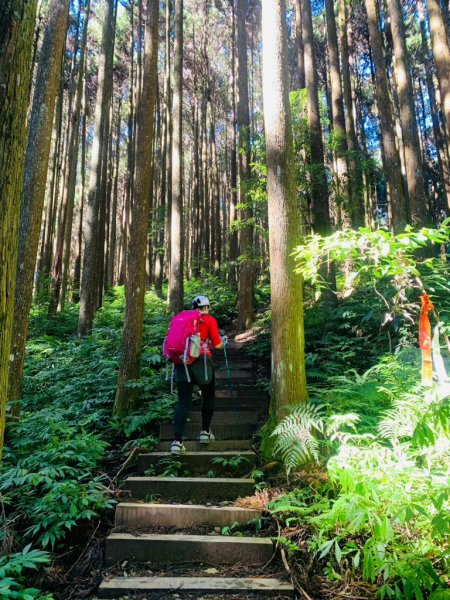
[324,0,351,228]
[229,0,238,284]
[8,0,69,416]
[301,0,331,235]
[338,0,364,226]
[236,0,254,330]
[387,0,426,225]
[364,0,407,232]
[0,0,37,456]
[294,0,305,88]
[78,0,116,335]
[261,0,308,425]
[417,0,450,210]
[51,0,91,314]
[168,0,184,314]
[107,100,121,289]
[427,0,450,179]
[114,0,159,417]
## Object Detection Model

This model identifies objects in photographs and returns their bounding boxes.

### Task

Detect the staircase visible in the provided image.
[97,342,294,599]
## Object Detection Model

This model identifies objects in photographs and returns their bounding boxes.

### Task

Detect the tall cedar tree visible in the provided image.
[8,0,70,415]
[324,0,351,227]
[0,0,37,457]
[168,0,184,314]
[387,0,426,225]
[301,0,330,235]
[237,0,254,330]
[364,0,407,232]
[114,0,159,417]
[261,0,308,423]
[78,0,116,335]
[427,0,450,163]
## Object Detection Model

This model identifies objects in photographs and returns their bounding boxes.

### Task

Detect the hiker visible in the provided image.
[170,295,226,455]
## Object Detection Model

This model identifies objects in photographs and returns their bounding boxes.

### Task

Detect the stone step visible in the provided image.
[115,502,262,528]
[104,533,273,566]
[98,576,294,598]
[159,422,258,440]
[157,439,253,452]
[137,451,256,475]
[124,476,254,501]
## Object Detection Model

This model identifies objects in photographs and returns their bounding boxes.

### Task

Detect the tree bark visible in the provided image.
[78,0,116,335]
[0,0,37,456]
[114,0,159,417]
[261,0,308,424]
[8,0,69,416]
[338,0,364,226]
[427,0,450,181]
[364,0,407,232]
[236,0,254,330]
[294,0,305,88]
[301,0,331,235]
[324,0,351,228]
[387,0,427,225]
[168,0,184,314]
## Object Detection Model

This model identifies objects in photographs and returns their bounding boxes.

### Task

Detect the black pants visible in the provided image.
[173,372,215,442]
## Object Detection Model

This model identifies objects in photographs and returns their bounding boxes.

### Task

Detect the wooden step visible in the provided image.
[184,411,259,425]
[157,439,253,452]
[216,369,254,381]
[115,502,262,528]
[124,476,255,501]
[215,388,266,399]
[137,450,255,475]
[212,359,253,370]
[104,533,273,566]
[159,421,259,440]
[98,576,295,598]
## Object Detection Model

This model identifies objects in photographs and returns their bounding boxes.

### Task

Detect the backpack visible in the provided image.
[163,310,205,382]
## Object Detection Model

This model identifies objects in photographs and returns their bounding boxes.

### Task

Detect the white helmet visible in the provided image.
[192,295,210,309]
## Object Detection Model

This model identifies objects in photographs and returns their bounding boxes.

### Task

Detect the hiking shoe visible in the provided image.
[199,430,215,445]
[170,440,186,455]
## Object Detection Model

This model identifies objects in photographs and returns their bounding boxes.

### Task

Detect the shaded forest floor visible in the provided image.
[1,272,450,599]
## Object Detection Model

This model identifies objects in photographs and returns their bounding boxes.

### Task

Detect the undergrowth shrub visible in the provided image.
[1,289,172,596]
[271,358,450,598]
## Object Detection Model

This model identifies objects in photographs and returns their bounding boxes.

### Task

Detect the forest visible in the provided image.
[1,0,450,598]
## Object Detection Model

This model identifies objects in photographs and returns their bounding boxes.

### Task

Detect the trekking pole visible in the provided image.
[222,341,236,414]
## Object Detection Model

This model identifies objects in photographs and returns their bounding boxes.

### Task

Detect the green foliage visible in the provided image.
[183,276,238,325]
[2,289,173,595]
[271,359,450,597]
[0,545,53,599]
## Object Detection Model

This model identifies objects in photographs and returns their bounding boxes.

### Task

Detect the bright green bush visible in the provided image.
[271,364,450,598]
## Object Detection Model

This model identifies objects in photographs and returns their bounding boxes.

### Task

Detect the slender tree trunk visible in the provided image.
[114,0,159,417]
[388,0,427,225]
[78,0,116,335]
[294,0,305,88]
[325,0,351,228]
[168,0,184,314]
[8,0,69,416]
[51,0,91,314]
[107,100,121,289]
[338,0,364,226]
[427,0,450,175]
[301,0,331,235]
[236,0,254,330]
[417,0,450,210]
[0,0,37,456]
[229,0,238,283]
[261,0,308,425]
[364,0,407,232]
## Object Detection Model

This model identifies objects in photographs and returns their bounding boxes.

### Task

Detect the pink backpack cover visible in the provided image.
[163,310,203,366]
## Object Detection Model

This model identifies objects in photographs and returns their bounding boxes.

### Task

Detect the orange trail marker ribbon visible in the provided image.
[419,293,433,385]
